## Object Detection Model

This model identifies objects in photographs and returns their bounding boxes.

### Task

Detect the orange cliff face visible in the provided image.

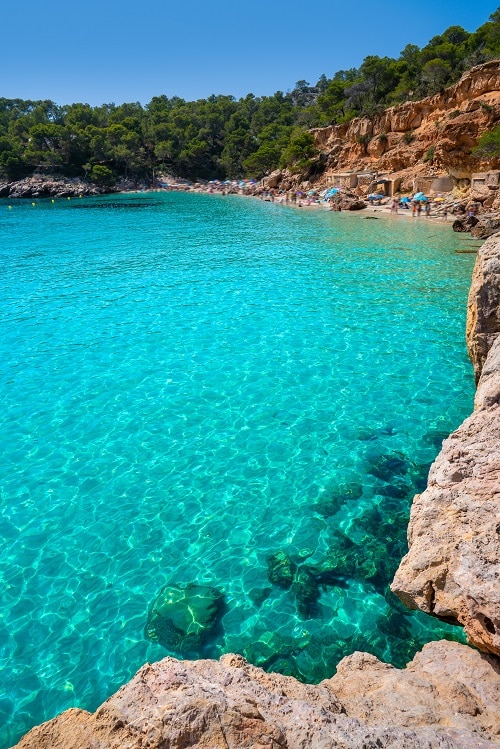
[311,60,500,187]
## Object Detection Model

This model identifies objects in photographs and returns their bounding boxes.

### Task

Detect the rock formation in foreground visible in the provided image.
[12,643,500,749]
[12,239,500,748]
[392,233,500,657]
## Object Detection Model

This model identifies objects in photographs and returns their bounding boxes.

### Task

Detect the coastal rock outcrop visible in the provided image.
[392,234,500,656]
[0,175,108,198]
[12,642,500,749]
[466,232,500,383]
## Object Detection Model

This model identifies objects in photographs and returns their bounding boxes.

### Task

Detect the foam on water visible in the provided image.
[0,193,475,747]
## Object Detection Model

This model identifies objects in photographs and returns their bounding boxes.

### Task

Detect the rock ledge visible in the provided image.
[12,642,500,748]
[392,233,500,656]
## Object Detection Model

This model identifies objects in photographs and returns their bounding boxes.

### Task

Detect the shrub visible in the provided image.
[355,134,372,146]
[402,130,414,144]
[472,125,500,158]
[479,101,494,114]
[423,146,435,163]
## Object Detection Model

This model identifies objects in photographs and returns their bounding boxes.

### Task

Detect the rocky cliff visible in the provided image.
[12,235,500,747]
[392,233,500,658]
[311,60,500,188]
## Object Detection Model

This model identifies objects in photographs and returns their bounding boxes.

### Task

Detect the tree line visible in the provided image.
[1,8,499,185]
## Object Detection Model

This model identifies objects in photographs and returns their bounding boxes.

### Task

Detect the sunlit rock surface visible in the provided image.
[393,234,500,656]
[12,643,500,748]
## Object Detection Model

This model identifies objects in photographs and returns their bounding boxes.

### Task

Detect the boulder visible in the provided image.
[453,216,479,232]
[470,218,500,239]
[330,193,367,211]
[145,582,225,655]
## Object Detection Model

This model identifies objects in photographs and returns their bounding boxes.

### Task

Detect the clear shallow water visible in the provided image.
[0,193,476,747]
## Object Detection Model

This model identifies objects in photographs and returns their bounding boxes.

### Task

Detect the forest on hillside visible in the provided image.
[1,8,500,184]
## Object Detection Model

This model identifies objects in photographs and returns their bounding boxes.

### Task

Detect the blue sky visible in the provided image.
[1,1,498,106]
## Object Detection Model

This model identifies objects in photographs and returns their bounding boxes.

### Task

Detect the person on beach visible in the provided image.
[424,202,431,217]
[417,202,422,217]
[412,202,417,217]
[443,206,448,221]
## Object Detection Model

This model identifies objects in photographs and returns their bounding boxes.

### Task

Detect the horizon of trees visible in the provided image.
[1,7,499,184]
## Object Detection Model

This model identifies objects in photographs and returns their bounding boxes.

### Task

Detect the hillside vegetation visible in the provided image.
[1,8,500,184]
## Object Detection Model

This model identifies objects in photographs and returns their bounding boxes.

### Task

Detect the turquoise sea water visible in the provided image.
[0,192,476,747]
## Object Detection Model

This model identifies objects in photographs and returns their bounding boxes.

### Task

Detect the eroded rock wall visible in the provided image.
[392,233,500,656]
[312,60,500,180]
[466,233,500,383]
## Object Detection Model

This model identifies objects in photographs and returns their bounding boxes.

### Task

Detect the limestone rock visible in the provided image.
[311,60,500,179]
[393,236,500,656]
[2,175,107,198]
[391,402,500,656]
[475,335,500,410]
[466,233,500,383]
[13,642,500,749]
[471,218,500,239]
[453,215,479,232]
[330,192,366,210]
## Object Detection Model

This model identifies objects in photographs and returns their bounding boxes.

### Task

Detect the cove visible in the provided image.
[0,192,476,748]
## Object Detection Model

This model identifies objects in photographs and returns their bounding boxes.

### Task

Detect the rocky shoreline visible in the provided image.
[11,231,500,746]
[0,175,110,199]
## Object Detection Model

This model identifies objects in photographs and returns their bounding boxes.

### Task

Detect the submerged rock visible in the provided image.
[291,569,320,618]
[313,481,363,517]
[145,582,225,655]
[248,587,272,607]
[266,550,297,589]
[366,450,411,481]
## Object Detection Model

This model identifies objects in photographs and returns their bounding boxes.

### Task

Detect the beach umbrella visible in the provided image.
[324,188,339,199]
[413,192,428,201]
[400,197,411,203]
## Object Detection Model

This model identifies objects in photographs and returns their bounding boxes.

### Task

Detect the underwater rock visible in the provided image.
[145,582,225,655]
[291,569,320,618]
[313,482,363,517]
[357,424,396,441]
[267,550,297,589]
[248,587,272,607]
[366,451,411,481]
[422,428,451,450]
[242,631,306,673]
[375,481,409,499]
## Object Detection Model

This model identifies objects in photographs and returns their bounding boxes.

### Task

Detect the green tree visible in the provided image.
[420,58,452,91]
[90,164,115,186]
[279,129,318,171]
